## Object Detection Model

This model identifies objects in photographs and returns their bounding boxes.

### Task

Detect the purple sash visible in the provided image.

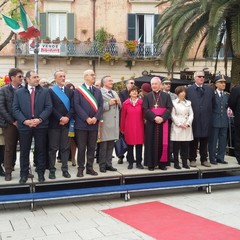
[151,107,168,163]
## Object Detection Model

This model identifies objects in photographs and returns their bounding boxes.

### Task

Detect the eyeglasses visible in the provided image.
[16,75,24,78]
[197,76,205,78]
[129,82,134,84]
[89,73,95,76]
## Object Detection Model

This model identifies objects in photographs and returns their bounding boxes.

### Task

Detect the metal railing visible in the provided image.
[14,41,162,59]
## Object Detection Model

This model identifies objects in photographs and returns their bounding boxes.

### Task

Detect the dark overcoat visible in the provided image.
[186,84,214,138]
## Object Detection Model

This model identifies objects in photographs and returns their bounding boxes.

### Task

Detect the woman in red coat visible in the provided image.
[120,86,144,169]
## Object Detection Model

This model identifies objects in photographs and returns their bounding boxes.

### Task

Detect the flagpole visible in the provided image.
[34,0,39,73]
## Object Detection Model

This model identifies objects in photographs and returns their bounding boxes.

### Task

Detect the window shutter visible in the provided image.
[67,13,75,40]
[40,13,47,39]
[154,14,160,28]
[127,14,136,40]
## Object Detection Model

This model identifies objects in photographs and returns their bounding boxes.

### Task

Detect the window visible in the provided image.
[127,13,159,42]
[40,12,75,40]
[127,13,160,56]
[48,13,67,40]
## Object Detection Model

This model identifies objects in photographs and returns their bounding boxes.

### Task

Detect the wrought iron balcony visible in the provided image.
[14,40,162,59]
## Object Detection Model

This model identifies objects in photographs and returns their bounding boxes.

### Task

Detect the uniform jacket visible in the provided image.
[48,86,74,129]
[186,84,214,137]
[0,84,19,128]
[211,90,229,128]
[228,85,240,127]
[120,98,144,145]
[12,85,52,130]
[74,84,103,131]
[100,88,120,141]
[170,98,193,141]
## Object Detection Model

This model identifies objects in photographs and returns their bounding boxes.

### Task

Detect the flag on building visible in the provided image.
[134,35,143,45]
[2,2,40,39]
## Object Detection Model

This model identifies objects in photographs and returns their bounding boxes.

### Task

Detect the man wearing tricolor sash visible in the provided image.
[48,70,74,180]
[143,77,173,171]
[74,69,103,177]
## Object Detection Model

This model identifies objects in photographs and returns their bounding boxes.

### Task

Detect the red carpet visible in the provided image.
[103,201,240,240]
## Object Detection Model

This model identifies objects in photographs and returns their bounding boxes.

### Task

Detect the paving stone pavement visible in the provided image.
[0,185,240,240]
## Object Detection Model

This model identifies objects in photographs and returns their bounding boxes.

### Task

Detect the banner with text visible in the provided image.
[29,42,61,55]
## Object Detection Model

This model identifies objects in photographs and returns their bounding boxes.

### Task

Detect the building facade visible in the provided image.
[0,0,231,85]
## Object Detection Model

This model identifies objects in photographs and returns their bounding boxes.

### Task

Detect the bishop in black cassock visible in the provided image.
[143,77,173,171]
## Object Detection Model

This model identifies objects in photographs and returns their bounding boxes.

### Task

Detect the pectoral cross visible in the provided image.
[154,103,158,109]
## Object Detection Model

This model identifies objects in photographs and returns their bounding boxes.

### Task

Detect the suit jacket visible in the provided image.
[0,84,20,128]
[186,84,214,137]
[74,84,103,131]
[12,84,52,130]
[119,89,129,104]
[48,86,74,129]
[211,91,229,128]
[229,85,240,127]
[100,88,120,141]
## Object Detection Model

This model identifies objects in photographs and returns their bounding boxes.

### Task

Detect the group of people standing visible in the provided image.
[0,68,238,184]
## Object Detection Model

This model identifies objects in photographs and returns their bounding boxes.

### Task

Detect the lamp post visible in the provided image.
[34,0,39,73]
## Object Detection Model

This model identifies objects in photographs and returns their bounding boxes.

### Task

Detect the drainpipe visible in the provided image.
[92,0,96,73]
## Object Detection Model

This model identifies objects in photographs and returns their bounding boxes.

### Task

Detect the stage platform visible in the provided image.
[0,155,240,196]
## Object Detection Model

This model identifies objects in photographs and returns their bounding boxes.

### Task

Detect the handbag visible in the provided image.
[114,136,128,157]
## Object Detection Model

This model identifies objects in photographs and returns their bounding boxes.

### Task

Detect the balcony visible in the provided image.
[14,40,162,59]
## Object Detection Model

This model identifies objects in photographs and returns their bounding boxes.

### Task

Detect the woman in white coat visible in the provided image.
[170,86,193,169]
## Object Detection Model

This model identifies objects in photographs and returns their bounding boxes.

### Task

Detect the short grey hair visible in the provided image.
[194,70,205,79]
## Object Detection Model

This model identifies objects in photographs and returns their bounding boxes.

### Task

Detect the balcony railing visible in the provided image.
[14,40,162,59]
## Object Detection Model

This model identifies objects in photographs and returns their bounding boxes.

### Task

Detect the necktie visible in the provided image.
[61,87,64,92]
[108,90,114,97]
[89,86,93,94]
[30,87,35,117]
[220,91,223,98]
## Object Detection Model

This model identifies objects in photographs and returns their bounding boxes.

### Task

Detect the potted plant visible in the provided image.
[52,37,60,44]
[72,37,81,44]
[95,27,110,53]
[125,40,137,52]
[61,36,69,43]
[42,36,51,44]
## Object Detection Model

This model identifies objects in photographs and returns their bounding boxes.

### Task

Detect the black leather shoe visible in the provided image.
[118,158,123,164]
[19,176,28,184]
[5,173,12,181]
[174,164,181,170]
[216,159,228,164]
[182,165,190,169]
[49,171,56,179]
[38,175,45,183]
[148,167,154,171]
[106,166,117,171]
[100,168,106,173]
[77,169,84,177]
[128,164,133,169]
[86,169,98,176]
[62,171,71,178]
[210,161,218,165]
[136,163,144,169]
[159,166,167,170]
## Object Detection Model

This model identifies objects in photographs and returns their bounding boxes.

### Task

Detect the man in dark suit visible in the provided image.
[208,75,229,165]
[74,69,103,177]
[118,78,135,164]
[228,83,240,165]
[48,70,74,179]
[186,70,214,167]
[12,71,52,184]
[0,68,23,181]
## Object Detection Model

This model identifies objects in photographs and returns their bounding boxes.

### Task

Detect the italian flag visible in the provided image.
[134,35,143,45]
[2,3,40,39]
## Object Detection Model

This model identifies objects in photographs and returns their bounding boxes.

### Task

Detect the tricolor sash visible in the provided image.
[151,107,168,163]
[52,85,70,111]
[77,85,98,112]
